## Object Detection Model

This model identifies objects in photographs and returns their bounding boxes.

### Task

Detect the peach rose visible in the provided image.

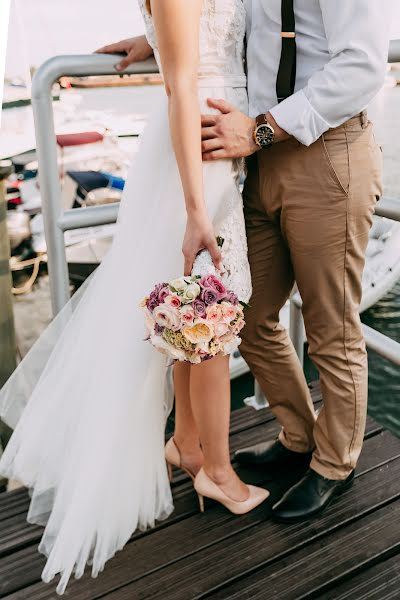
[182,320,214,344]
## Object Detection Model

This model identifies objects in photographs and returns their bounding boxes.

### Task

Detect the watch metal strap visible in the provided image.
[276,0,296,103]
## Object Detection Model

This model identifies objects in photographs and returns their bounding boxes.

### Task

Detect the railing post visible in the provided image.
[31,55,159,316]
[31,66,69,314]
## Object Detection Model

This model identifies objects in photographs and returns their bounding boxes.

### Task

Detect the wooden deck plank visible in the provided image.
[316,553,400,600]
[69,462,400,600]
[2,430,398,599]
[208,503,400,600]
[0,402,381,560]
[0,377,394,600]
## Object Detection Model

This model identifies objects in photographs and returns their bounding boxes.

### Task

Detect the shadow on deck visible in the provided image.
[1,381,400,599]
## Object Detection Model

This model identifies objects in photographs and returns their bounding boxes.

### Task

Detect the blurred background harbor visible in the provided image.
[1,0,400,443]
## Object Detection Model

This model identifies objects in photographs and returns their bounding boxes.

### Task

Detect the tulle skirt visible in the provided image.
[0,81,250,594]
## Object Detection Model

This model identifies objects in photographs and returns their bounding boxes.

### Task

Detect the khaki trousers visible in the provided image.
[241,113,383,480]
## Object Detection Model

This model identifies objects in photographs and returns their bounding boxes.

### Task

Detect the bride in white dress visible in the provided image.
[0,0,269,594]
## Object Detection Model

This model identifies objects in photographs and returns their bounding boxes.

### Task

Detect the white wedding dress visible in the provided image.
[0,0,251,594]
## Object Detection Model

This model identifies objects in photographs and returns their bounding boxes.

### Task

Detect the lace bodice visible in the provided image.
[139,0,246,80]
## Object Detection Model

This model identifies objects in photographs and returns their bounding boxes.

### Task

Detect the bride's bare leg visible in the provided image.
[190,355,249,501]
[173,362,203,475]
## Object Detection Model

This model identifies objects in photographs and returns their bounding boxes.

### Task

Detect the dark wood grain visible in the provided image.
[0,381,398,600]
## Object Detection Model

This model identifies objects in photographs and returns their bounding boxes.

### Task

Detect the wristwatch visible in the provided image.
[253,114,275,149]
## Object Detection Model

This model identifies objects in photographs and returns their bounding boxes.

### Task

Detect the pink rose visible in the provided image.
[180,305,195,325]
[220,302,237,323]
[206,304,223,323]
[200,274,227,300]
[165,294,182,309]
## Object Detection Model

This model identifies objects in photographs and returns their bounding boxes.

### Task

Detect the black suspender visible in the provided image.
[276,0,296,103]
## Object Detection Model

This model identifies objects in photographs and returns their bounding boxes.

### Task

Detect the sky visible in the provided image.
[5,0,146,78]
[4,0,400,79]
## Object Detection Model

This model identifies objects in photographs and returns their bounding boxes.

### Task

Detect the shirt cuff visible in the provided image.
[269,89,331,146]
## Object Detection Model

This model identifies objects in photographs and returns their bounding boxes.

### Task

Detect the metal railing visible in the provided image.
[31,54,158,315]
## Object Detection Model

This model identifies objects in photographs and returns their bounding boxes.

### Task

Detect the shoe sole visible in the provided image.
[271,476,354,523]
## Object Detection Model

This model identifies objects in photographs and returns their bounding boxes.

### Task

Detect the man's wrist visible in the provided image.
[265,112,290,143]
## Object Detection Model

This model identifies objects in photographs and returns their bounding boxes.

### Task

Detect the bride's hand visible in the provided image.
[183,212,222,276]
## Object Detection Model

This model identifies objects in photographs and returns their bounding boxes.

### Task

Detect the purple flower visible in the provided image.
[158,286,170,303]
[147,291,160,313]
[147,282,169,312]
[154,323,165,335]
[152,282,166,296]
[223,291,239,306]
[201,287,218,306]
[193,299,207,318]
[200,274,227,301]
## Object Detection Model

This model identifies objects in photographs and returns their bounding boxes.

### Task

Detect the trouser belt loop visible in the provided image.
[360,110,368,128]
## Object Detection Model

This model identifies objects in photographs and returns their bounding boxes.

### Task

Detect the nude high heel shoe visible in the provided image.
[194,468,270,515]
[165,437,196,481]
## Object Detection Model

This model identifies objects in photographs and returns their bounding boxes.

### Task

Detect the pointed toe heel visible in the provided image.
[194,468,269,515]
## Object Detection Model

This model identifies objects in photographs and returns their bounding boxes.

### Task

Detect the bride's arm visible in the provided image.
[150,0,222,275]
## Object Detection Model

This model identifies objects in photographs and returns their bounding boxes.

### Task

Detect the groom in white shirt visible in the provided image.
[99,0,389,521]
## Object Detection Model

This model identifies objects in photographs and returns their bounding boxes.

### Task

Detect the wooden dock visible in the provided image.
[1,381,400,599]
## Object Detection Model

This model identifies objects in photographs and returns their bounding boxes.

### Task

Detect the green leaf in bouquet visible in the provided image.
[239,300,251,310]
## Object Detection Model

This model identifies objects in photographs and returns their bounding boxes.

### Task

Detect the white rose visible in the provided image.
[170,277,188,292]
[222,336,240,355]
[181,283,201,304]
[153,304,181,332]
[214,322,229,338]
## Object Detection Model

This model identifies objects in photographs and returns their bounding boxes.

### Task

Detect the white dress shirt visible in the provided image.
[245,0,391,145]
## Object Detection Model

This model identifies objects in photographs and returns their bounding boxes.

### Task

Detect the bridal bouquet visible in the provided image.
[140,244,246,363]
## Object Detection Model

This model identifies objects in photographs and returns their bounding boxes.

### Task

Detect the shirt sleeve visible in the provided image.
[269,0,390,146]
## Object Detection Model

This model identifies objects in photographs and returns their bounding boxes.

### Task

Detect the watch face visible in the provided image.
[255,124,274,147]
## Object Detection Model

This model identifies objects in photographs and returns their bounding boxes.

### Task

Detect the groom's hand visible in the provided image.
[201,98,291,160]
[201,99,258,160]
